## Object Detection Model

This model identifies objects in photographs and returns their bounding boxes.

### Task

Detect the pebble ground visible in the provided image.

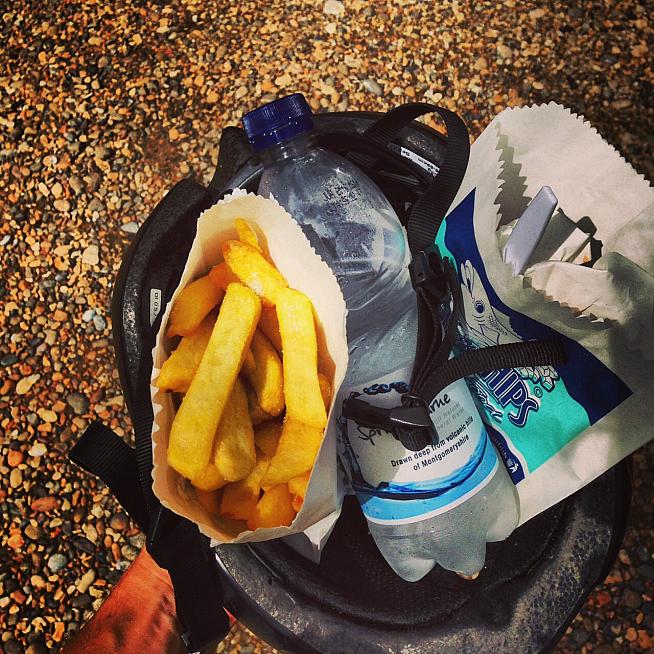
[1,1,652,652]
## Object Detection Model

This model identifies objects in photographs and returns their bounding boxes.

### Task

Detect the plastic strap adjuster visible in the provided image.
[342,397,437,452]
[408,245,449,300]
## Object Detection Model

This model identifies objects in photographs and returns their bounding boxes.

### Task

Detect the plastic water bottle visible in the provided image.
[242,94,519,581]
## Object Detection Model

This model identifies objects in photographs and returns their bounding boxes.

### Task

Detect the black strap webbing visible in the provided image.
[364,103,470,253]
[69,422,150,531]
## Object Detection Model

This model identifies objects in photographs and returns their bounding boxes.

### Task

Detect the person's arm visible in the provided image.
[62,547,187,654]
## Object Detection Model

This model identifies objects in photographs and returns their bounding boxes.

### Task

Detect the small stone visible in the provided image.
[625,626,638,642]
[624,588,642,608]
[52,622,65,643]
[235,86,248,99]
[7,450,24,467]
[25,523,40,540]
[66,392,89,415]
[69,175,83,194]
[1,353,18,366]
[595,590,611,607]
[121,221,139,234]
[35,411,56,426]
[47,553,68,573]
[16,373,40,395]
[81,244,99,266]
[51,182,63,198]
[497,44,512,60]
[73,537,96,554]
[82,309,95,322]
[30,574,47,589]
[76,569,96,593]
[275,73,292,87]
[206,90,220,104]
[121,544,139,561]
[325,22,337,34]
[529,8,546,19]
[10,468,22,488]
[638,629,654,649]
[129,532,146,549]
[362,79,382,96]
[11,589,27,605]
[631,42,648,58]
[8,533,24,550]
[474,56,488,72]
[611,99,632,110]
[31,496,59,513]
[83,523,98,543]
[93,314,107,331]
[54,199,70,212]
[323,0,344,16]
[110,512,129,531]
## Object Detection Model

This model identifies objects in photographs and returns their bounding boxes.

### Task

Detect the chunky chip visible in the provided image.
[317,372,332,412]
[242,347,256,377]
[191,463,228,492]
[258,306,282,353]
[167,274,224,337]
[219,450,272,521]
[167,283,261,481]
[253,421,282,458]
[244,379,273,425]
[242,330,284,416]
[235,218,261,252]
[276,287,327,429]
[221,240,287,306]
[288,470,311,512]
[261,419,323,487]
[247,484,296,530]
[214,377,256,482]
[195,487,223,517]
[208,261,239,291]
[156,313,215,393]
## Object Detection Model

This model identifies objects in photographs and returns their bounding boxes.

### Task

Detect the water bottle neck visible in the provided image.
[259,132,319,166]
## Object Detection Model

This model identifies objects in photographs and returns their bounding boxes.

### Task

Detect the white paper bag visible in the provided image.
[150,191,348,553]
[436,103,654,525]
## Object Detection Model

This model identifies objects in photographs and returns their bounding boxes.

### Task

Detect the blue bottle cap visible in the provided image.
[242,93,315,152]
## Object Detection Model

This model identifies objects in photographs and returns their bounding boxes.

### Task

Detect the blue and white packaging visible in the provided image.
[437,103,654,525]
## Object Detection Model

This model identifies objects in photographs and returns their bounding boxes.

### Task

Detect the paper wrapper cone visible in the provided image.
[150,190,348,545]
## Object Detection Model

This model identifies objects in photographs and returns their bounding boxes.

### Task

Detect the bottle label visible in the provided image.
[338,369,498,524]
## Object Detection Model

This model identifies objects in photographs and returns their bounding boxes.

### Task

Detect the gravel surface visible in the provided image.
[1,0,652,652]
